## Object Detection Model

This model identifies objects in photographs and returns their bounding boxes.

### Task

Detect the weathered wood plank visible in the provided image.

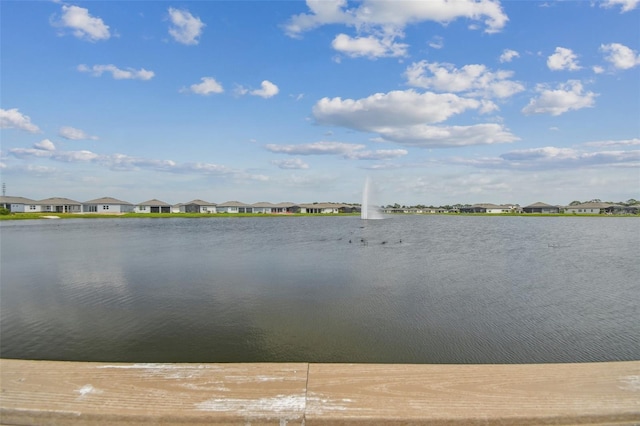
[306,362,640,425]
[0,359,308,425]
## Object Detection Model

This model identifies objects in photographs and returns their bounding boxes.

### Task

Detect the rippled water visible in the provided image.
[1,215,638,363]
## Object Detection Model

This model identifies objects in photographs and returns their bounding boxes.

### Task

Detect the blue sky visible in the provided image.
[1,0,639,206]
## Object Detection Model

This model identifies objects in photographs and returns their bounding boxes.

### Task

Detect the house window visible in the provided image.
[103,205,109,210]
[140,206,146,211]
[30,205,37,210]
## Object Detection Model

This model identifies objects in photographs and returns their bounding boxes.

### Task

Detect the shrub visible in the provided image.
[0,208,11,215]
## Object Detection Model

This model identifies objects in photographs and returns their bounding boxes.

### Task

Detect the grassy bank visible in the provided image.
[2,212,637,220]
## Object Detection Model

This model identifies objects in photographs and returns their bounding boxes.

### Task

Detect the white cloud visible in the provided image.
[265,141,408,160]
[522,80,597,116]
[405,61,525,99]
[547,47,581,71]
[52,5,110,42]
[331,33,408,58]
[250,80,279,98]
[499,49,519,63]
[271,158,310,169]
[78,64,154,80]
[59,126,98,140]
[583,138,640,148]
[600,43,640,70]
[284,0,508,36]
[266,141,364,156]
[183,77,224,95]
[428,36,444,49]
[0,108,41,133]
[313,90,483,128]
[600,0,639,12]
[168,8,205,45]
[373,123,518,148]
[455,146,640,170]
[312,89,518,148]
[34,139,56,151]
[592,65,605,74]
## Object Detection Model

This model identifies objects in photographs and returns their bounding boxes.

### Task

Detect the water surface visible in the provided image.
[1,216,638,363]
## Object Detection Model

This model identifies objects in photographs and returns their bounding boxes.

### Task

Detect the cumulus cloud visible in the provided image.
[600,0,639,12]
[265,141,408,160]
[34,139,56,151]
[168,8,205,45]
[547,47,581,71]
[271,158,310,169]
[405,61,525,99]
[77,64,154,80]
[331,33,408,58]
[284,0,509,36]
[52,5,110,41]
[600,43,640,70]
[522,80,597,116]
[182,77,224,95]
[312,89,518,148]
[499,49,519,63]
[59,126,98,140]
[0,108,41,133]
[250,80,279,98]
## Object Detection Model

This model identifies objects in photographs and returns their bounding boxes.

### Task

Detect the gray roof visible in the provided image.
[138,199,171,207]
[299,203,343,209]
[183,199,216,206]
[0,196,37,204]
[217,200,250,207]
[84,197,133,205]
[524,202,557,208]
[38,197,82,205]
[253,202,281,208]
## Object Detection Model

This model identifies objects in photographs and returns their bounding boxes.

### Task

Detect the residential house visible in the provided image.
[523,202,560,214]
[216,201,251,213]
[83,197,134,213]
[298,203,342,214]
[179,199,217,213]
[0,196,39,212]
[460,203,513,213]
[252,202,277,214]
[135,199,171,213]
[38,197,82,213]
[564,202,612,214]
[272,202,297,214]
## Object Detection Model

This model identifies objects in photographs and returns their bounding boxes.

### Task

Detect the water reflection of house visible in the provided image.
[135,199,171,213]
[0,196,38,212]
[83,197,134,214]
[523,202,560,214]
[179,199,217,213]
[38,197,82,213]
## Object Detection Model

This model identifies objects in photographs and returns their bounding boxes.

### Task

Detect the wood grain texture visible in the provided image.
[305,362,640,425]
[1,359,639,425]
[0,359,308,425]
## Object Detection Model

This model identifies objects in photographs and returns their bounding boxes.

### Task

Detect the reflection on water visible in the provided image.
[1,216,639,363]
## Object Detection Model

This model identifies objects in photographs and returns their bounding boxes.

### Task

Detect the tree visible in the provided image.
[569,200,582,206]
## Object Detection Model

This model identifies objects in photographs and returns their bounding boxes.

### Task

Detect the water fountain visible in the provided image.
[361,177,383,220]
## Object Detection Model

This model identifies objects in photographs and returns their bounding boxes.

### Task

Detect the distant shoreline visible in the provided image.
[1,212,636,221]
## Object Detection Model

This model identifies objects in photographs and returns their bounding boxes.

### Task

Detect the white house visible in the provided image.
[298,203,342,214]
[216,201,251,213]
[179,199,217,213]
[38,197,82,213]
[83,197,134,213]
[0,196,39,212]
[251,202,277,214]
[564,202,611,214]
[135,199,171,213]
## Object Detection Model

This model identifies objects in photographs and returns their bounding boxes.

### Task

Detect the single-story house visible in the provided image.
[135,199,171,213]
[339,205,361,214]
[611,205,639,215]
[523,202,560,214]
[272,202,297,214]
[460,203,513,214]
[38,197,82,213]
[216,201,251,213]
[0,196,39,212]
[252,202,277,214]
[564,202,612,214]
[179,199,217,213]
[83,197,134,213]
[298,203,342,214]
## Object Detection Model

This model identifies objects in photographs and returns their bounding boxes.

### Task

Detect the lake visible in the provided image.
[1,215,638,364]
